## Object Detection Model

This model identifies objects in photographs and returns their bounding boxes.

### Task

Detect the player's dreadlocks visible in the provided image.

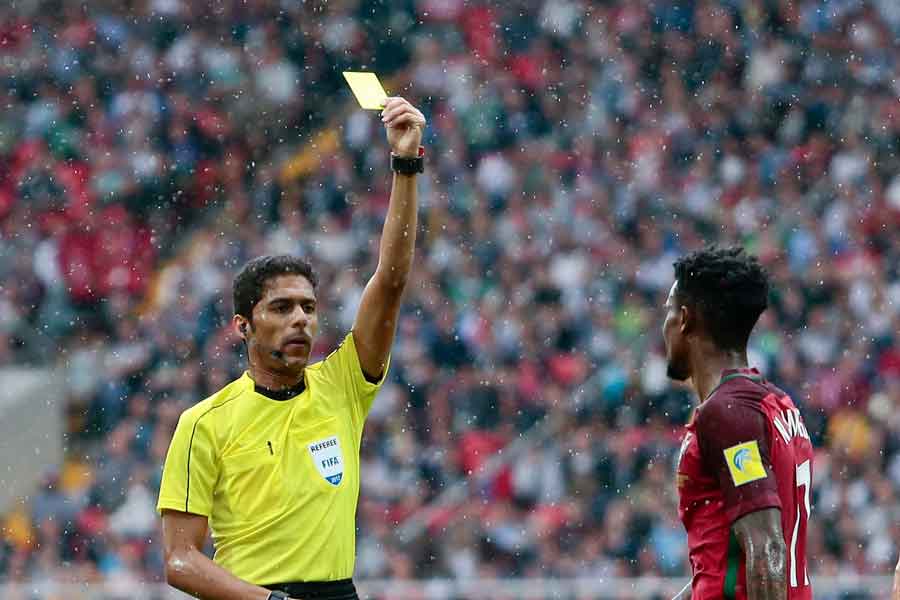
[673,245,769,351]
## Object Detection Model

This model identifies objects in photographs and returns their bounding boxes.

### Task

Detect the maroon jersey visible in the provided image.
[676,368,814,599]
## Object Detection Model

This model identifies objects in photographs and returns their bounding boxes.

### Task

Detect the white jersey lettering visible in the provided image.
[773,407,810,444]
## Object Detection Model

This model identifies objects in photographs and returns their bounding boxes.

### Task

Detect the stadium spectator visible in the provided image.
[0,0,899,594]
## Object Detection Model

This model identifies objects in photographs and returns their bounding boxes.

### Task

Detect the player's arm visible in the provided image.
[732,508,787,600]
[162,510,289,600]
[352,97,425,379]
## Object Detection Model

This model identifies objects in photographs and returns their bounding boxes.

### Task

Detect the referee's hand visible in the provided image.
[382,96,425,158]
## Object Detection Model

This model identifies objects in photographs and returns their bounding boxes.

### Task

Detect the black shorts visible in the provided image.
[266,579,358,600]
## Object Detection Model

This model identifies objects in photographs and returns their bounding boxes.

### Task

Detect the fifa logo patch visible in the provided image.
[723,440,767,486]
[309,435,344,486]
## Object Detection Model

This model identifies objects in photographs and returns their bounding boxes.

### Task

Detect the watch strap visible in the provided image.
[391,146,425,175]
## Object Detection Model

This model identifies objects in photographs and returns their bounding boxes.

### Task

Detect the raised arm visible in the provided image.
[162,510,280,600]
[732,508,787,600]
[352,97,425,379]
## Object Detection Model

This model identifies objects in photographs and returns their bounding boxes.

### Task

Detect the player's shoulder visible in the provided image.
[705,369,775,406]
[701,389,760,417]
[177,374,249,426]
[763,380,792,404]
[706,373,795,415]
[697,374,769,428]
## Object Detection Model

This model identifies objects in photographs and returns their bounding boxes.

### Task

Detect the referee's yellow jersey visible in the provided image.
[157,332,387,585]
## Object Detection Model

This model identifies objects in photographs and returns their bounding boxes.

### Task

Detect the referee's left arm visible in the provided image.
[352,97,425,379]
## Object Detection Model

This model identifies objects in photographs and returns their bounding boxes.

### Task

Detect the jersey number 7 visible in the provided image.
[790,459,811,587]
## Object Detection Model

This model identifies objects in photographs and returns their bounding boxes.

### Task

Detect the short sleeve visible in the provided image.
[695,398,781,524]
[317,332,389,423]
[157,408,218,517]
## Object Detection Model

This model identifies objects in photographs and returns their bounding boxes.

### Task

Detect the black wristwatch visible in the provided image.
[391,146,425,175]
[267,591,289,600]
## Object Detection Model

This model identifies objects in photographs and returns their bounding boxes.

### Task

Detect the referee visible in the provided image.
[157,97,425,600]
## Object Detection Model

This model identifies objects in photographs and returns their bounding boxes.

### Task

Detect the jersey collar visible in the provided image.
[243,371,307,402]
[719,367,763,384]
[703,367,764,402]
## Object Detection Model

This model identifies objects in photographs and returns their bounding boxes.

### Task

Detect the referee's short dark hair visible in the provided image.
[673,245,769,351]
[233,255,318,322]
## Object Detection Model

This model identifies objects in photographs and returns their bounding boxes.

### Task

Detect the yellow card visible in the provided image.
[342,72,388,110]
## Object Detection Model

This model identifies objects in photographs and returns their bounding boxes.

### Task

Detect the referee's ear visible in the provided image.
[233,315,251,341]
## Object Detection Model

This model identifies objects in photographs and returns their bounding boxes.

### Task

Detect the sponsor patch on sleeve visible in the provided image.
[723,440,768,486]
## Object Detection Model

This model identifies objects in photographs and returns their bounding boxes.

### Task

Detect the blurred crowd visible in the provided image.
[2,0,900,594]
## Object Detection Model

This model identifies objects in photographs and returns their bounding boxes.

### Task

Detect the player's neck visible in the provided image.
[691,343,749,403]
[248,364,305,391]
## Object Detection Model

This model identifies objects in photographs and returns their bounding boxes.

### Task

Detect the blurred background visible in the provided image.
[1,0,899,598]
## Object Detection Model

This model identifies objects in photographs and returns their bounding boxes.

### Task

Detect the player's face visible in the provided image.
[663,281,691,381]
[249,274,319,370]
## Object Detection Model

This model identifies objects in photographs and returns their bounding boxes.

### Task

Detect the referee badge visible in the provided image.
[309,435,344,486]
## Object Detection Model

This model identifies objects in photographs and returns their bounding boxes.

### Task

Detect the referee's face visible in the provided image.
[250,274,319,372]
